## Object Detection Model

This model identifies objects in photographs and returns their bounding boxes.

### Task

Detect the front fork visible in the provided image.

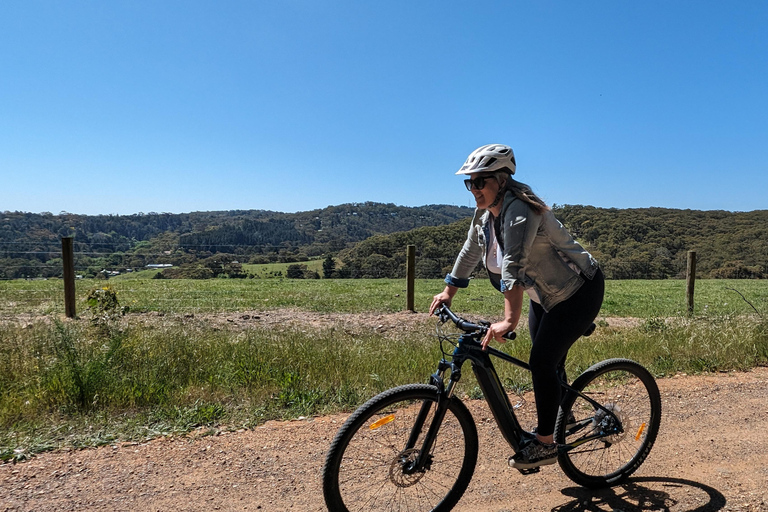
[402,358,460,474]
[432,358,461,398]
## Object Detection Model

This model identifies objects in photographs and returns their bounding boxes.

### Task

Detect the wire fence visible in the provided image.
[0,275,452,319]
[0,240,448,316]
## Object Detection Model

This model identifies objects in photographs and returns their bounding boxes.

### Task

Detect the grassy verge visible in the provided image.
[2,308,766,462]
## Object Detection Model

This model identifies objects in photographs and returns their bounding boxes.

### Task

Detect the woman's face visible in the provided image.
[466,173,501,210]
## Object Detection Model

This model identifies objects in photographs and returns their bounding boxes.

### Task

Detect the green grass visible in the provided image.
[109,268,162,280]
[2,277,766,317]
[2,312,766,461]
[1,277,767,461]
[0,278,422,315]
[0,316,442,460]
[241,258,325,278]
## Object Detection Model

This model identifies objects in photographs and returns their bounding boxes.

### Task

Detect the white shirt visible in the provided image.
[486,220,542,304]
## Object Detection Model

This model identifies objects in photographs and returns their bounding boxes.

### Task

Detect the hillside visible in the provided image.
[1,204,766,280]
[339,206,768,279]
[0,203,471,279]
[558,205,767,279]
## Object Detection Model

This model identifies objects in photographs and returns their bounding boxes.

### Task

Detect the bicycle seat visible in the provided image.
[583,323,597,337]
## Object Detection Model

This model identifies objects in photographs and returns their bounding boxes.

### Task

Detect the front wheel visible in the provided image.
[323,384,478,512]
[555,358,661,488]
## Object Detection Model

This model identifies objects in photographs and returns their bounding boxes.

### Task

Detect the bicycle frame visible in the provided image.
[440,332,531,453]
[405,321,624,473]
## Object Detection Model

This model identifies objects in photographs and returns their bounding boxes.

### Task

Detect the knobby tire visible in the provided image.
[322,384,478,512]
[555,358,662,488]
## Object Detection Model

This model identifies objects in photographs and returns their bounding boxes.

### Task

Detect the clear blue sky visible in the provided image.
[2,1,767,215]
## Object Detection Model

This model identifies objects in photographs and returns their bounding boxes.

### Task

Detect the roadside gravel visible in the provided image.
[3,367,767,511]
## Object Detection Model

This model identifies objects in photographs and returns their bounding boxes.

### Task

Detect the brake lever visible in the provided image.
[477,320,516,341]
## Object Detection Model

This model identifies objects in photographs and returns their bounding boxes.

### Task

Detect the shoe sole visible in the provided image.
[510,456,558,470]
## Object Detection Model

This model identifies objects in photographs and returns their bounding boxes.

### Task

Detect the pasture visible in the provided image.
[2,276,767,317]
[1,277,766,462]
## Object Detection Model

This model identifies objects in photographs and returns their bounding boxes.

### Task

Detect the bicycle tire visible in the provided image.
[555,358,661,488]
[323,384,478,512]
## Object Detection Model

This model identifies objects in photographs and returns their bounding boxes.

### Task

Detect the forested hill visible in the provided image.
[340,206,768,279]
[556,205,767,279]
[2,204,766,279]
[0,203,472,278]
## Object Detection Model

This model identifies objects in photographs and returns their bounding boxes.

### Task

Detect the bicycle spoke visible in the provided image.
[557,360,661,488]
[324,384,478,511]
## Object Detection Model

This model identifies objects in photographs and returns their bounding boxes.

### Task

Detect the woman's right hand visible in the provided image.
[429,289,455,316]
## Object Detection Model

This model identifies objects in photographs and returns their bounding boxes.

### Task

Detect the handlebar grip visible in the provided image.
[436,304,516,340]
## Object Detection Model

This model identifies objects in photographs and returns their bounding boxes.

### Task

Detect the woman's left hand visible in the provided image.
[481,320,515,351]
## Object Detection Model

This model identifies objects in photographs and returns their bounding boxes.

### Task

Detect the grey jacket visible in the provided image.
[445,190,599,312]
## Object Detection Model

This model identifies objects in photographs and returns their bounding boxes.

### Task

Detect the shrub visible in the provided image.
[85,285,128,324]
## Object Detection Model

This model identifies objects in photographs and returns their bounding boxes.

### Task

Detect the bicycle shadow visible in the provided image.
[552,477,726,512]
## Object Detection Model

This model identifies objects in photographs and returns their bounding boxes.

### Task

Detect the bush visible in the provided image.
[711,262,764,279]
[286,264,307,279]
[85,285,128,324]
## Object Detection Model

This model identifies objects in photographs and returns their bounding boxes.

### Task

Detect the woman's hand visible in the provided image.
[429,287,457,315]
[481,319,515,350]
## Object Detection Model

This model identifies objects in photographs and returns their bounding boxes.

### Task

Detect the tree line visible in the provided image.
[334,206,768,280]
[0,204,471,279]
[2,204,766,280]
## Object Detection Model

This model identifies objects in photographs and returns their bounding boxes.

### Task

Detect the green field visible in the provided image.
[2,277,767,317]
[1,277,766,462]
[242,259,325,278]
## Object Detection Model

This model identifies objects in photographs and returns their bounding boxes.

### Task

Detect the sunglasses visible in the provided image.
[464,176,494,191]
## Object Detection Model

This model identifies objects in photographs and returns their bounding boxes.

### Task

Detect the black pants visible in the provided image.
[527,268,605,437]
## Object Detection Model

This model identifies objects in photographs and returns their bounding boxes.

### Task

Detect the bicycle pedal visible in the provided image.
[516,467,541,475]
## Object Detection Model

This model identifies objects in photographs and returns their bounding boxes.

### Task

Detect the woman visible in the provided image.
[429,144,605,470]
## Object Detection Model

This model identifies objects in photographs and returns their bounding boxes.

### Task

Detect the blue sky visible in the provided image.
[1,1,767,215]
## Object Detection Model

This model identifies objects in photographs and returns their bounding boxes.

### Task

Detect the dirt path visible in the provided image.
[2,367,767,512]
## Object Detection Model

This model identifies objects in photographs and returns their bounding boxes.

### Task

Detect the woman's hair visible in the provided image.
[493,170,550,214]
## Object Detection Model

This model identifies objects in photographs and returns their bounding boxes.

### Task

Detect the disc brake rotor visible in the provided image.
[594,403,628,444]
[389,449,426,487]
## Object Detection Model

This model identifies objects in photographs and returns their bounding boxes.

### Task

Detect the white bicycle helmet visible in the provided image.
[455,144,516,175]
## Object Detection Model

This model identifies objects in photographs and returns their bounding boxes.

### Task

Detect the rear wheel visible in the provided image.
[556,358,661,488]
[323,384,478,512]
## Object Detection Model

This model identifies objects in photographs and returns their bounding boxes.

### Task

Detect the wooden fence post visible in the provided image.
[62,237,76,318]
[406,245,415,312]
[686,250,696,315]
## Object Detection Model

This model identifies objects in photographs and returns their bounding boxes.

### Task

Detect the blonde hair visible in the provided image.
[493,172,549,214]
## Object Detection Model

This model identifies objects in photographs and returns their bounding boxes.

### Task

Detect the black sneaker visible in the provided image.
[509,439,559,470]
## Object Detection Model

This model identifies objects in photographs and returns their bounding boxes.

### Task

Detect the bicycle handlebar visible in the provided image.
[434,304,516,341]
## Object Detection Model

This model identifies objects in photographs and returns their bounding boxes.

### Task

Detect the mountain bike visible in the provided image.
[322,305,662,512]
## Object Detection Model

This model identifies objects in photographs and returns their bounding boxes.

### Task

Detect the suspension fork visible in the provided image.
[402,358,461,473]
